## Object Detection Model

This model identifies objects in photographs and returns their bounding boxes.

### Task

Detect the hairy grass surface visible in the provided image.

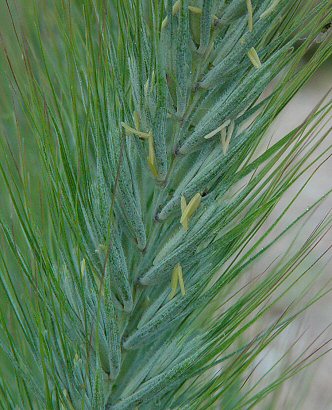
[0,0,332,409]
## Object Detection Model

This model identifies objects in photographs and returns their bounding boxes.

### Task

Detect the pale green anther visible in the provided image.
[80,258,86,277]
[161,0,181,29]
[248,47,262,68]
[169,263,185,299]
[188,5,201,14]
[181,195,187,214]
[133,111,140,131]
[121,122,151,140]
[147,133,158,177]
[221,120,235,154]
[203,120,231,140]
[180,193,202,231]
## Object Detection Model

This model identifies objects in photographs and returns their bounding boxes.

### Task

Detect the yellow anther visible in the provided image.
[247,47,262,69]
[162,0,181,29]
[122,122,157,176]
[185,193,202,219]
[221,120,235,154]
[204,119,231,140]
[188,5,202,14]
[147,133,158,177]
[188,6,219,21]
[121,122,151,140]
[133,111,140,131]
[246,0,254,32]
[178,266,186,296]
[180,193,202,231]
[162,2,218,29]
[144,70,155,96]
[220,127,227,153]
[181,195,187,214]
[80,258,86,277]
[169,263,185,299]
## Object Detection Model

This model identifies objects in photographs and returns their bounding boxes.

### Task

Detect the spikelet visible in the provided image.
[199,13,273,89]
[152,70,168,181]
[104,284,122,379]
[106,229,134,312]
[198,0,215,54]
[179,47,284,155]
[176,0,190,117]
[124,281,202,350]
[219,0,247,25]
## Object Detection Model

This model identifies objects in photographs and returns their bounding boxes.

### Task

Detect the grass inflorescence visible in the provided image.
[0,0,332,409]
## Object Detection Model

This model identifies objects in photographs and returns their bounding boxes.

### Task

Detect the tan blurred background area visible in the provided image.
[261,59,332,410]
